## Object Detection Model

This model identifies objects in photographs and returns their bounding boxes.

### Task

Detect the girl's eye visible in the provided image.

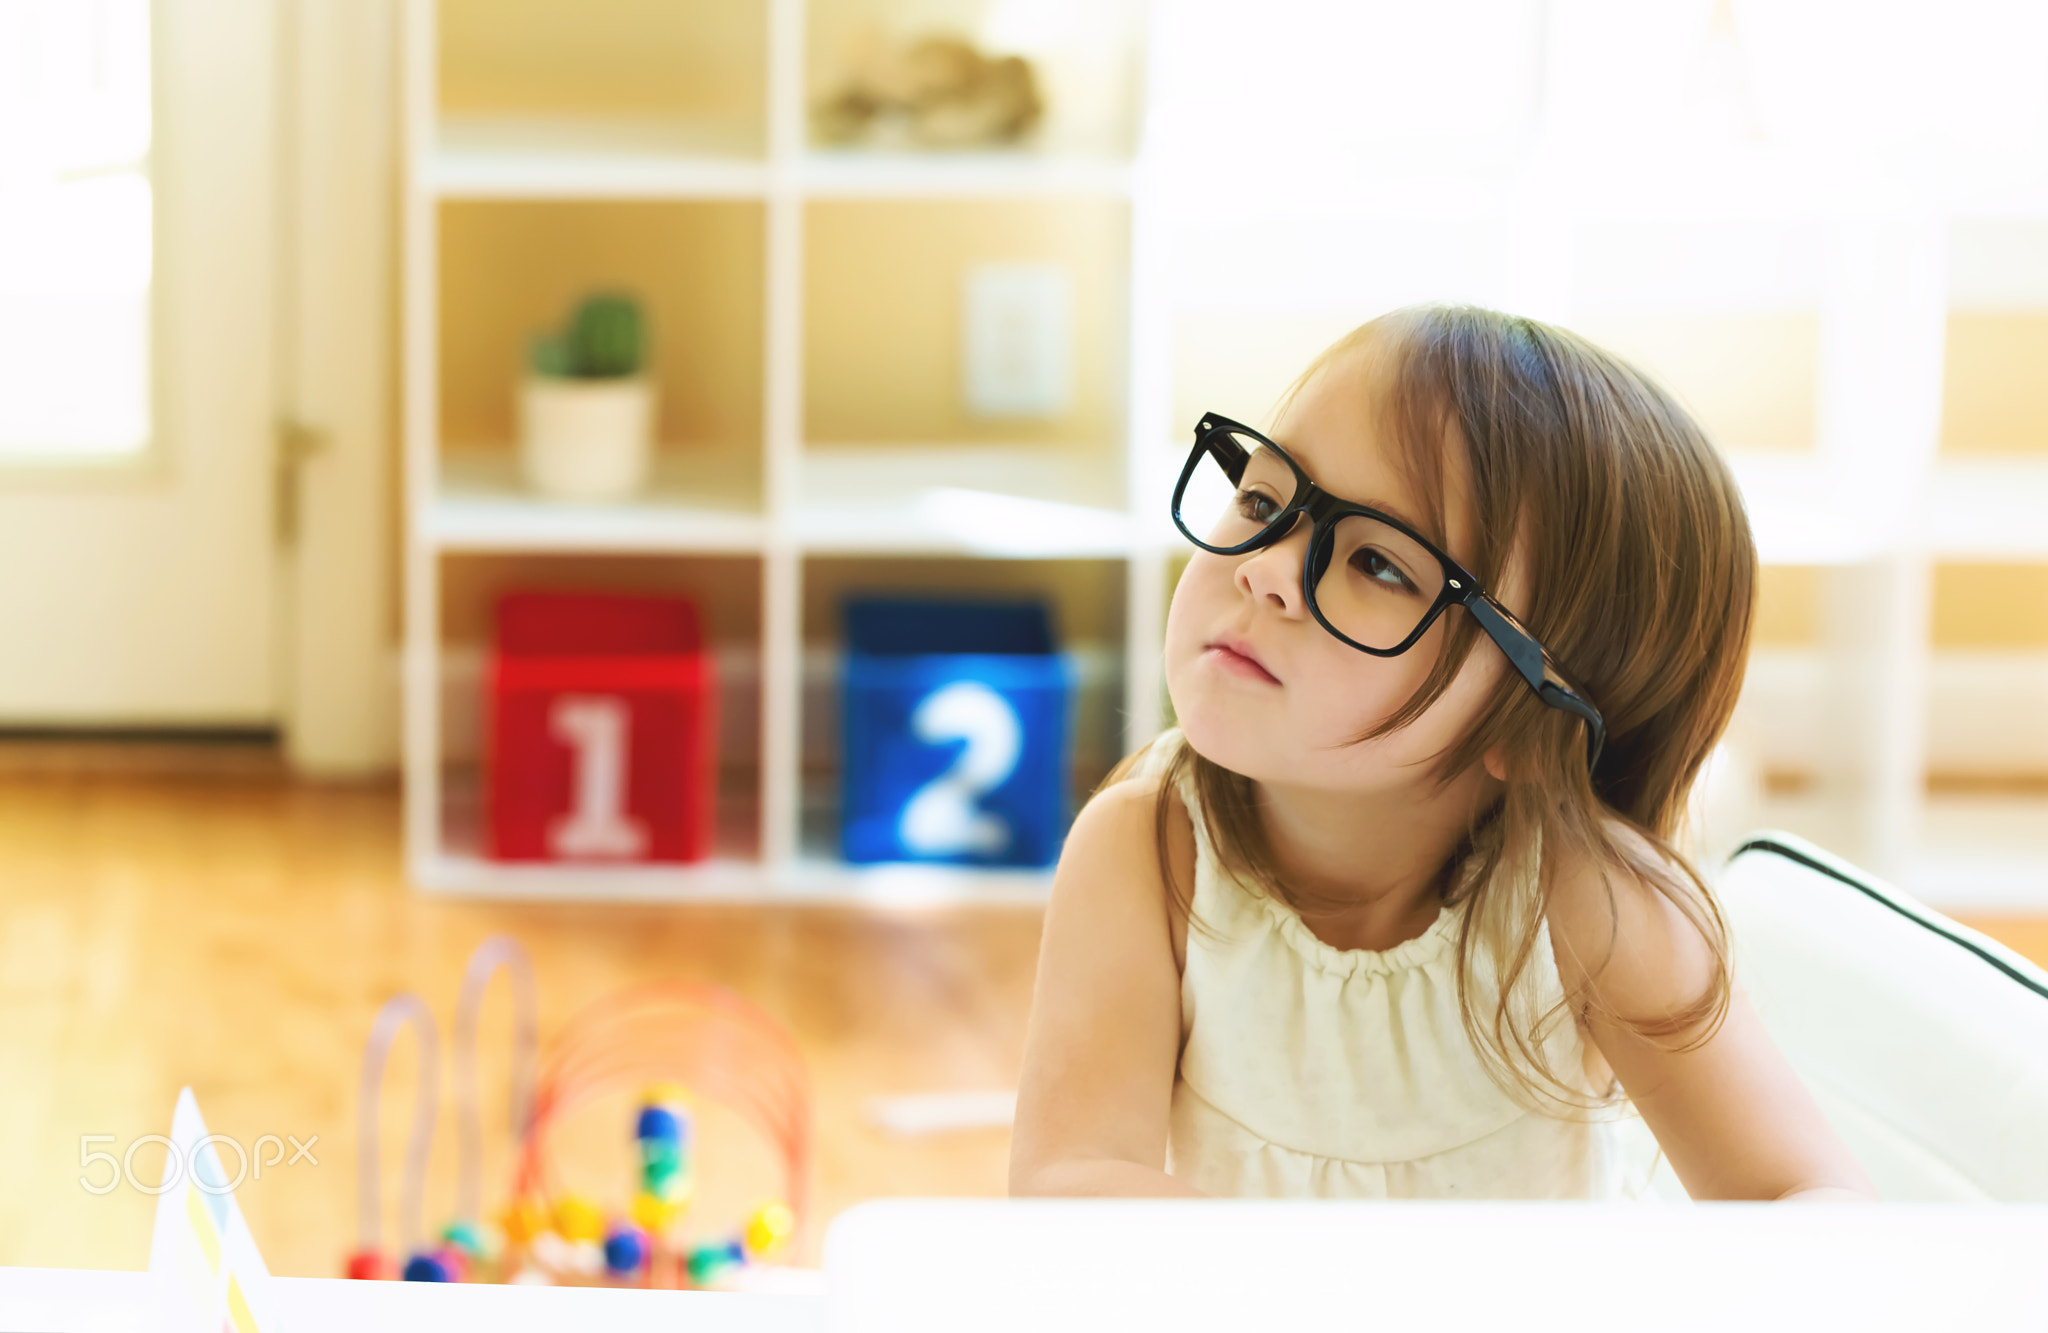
[1232,487,1282,525]
[1352,547,1418,593]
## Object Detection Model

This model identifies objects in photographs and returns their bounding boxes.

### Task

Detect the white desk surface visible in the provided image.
[0,1265,829,1332]
[827,1200,2048,1332]
[11,1201,2048,1332]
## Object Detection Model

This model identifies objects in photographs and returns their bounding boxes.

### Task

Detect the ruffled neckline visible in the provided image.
[1252,888,1461,979]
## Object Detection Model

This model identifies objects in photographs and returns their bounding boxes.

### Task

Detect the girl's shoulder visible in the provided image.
[1070,732,1197,968]
[1542,814,1723,1029]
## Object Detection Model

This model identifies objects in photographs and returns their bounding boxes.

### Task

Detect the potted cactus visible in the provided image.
[519,293,654,501]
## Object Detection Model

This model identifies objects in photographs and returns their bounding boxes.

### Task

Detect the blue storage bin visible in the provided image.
[841,599,1075,867]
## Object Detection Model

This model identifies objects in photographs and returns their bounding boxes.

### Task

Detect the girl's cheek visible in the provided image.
[1163,559,1224,658]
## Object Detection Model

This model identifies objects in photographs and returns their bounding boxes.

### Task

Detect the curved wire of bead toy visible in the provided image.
[349,941,811,1287]
[510,979,814,1257]
[452,934,538,1226]
[350,992,440,1278]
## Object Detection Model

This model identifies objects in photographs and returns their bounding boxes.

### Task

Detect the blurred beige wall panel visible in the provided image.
[1933,563,2048,649]
[1171,309,1822,458]
[1570,312,1819,454]
[1939,313,2048,456]
[1755,564,1823,648]
[1744,647,2048,781]
[438,200,765,464]
[1925,652,2048,779]
[1170,311,1364,440]
[803,199,1126,447]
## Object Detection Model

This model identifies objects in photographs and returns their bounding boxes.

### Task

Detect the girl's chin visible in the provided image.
[1168,682,1435,793]
[1170,704,1279,782]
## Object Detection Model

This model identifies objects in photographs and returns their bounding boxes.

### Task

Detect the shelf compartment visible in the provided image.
[427,450,766,554]
[437,0,767,149]
[437,198,765,497]
[803,197,1129,448]
[430,553,767,887]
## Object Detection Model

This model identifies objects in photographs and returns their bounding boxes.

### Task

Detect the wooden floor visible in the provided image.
[0,762,1042,1278]
[2,756,2045,1279]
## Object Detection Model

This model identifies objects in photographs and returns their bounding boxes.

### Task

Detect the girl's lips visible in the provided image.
[1204,639,1279,684]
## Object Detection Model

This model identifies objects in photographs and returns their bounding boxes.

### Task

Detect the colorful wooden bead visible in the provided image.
[402,1251,453,1283]
[499,1197,547,1245]
[685,1242,738,1285]
[344,1248,388,1281]
[552,1193,605,1243]
[602,1224,647,1276]
[440,1220,499,1262]
[743,1202,795,1258]
[635,1104,682,1144]
[432,1244,471,1283]
[629,1188,684,1236]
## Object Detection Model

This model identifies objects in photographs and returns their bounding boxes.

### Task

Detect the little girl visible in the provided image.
[1009,305,1875,1202]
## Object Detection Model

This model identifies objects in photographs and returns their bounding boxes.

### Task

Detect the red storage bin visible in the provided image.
[486,591,718,863]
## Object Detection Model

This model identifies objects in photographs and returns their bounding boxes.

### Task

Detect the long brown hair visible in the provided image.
[1131,304,1755,1114]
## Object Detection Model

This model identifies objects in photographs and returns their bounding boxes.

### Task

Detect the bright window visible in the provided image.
[0,0,151,457]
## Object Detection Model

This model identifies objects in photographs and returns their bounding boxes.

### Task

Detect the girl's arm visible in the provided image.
[1008,777,1203,1197]
[1548,826,1878,1202]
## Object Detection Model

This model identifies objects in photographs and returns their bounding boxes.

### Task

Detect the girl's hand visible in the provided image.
[1549,825,1879,1202]
[1009,774,1206,1198]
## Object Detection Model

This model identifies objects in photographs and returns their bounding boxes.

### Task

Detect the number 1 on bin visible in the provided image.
[548,695,648,859]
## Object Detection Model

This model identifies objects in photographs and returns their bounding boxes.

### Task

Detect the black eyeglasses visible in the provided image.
[1172,412,1606,770]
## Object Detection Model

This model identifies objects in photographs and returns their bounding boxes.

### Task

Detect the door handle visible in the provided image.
[275,417,330,546]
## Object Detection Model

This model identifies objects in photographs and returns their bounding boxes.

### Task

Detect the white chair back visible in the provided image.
[1718,832,2048,1201]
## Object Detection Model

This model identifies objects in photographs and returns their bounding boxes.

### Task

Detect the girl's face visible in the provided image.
[1164,350,1509,797]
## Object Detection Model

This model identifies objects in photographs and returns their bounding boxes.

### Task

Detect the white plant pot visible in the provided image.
[518,376,656,502]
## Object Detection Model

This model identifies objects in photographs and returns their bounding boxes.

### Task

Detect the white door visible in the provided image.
[0,0,277,726]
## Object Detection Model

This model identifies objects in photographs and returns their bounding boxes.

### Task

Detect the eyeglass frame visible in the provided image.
[1172,411,1607,771]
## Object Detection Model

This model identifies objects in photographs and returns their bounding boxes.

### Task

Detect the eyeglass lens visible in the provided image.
[1178,429,1447,651]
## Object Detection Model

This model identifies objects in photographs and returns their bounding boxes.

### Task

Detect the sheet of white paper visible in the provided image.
[145,1087,286,1333]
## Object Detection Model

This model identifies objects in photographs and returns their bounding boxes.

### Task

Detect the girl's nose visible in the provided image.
[1233,520,1310,616]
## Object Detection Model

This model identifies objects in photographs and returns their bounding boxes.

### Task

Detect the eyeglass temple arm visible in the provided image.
[1462,593,1607,772]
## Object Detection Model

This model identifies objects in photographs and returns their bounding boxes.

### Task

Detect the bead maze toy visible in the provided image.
[348,936,810,1288]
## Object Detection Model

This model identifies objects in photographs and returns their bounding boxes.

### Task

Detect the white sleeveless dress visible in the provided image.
[1141,732,1665,1200]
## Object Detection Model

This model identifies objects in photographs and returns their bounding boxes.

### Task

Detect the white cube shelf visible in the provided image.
[401,0,1163,901]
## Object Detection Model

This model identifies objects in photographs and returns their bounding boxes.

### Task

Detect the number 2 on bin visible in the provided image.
[898,681,1021,857]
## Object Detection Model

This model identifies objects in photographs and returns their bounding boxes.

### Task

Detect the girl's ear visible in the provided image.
[1482,747,1508,782]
